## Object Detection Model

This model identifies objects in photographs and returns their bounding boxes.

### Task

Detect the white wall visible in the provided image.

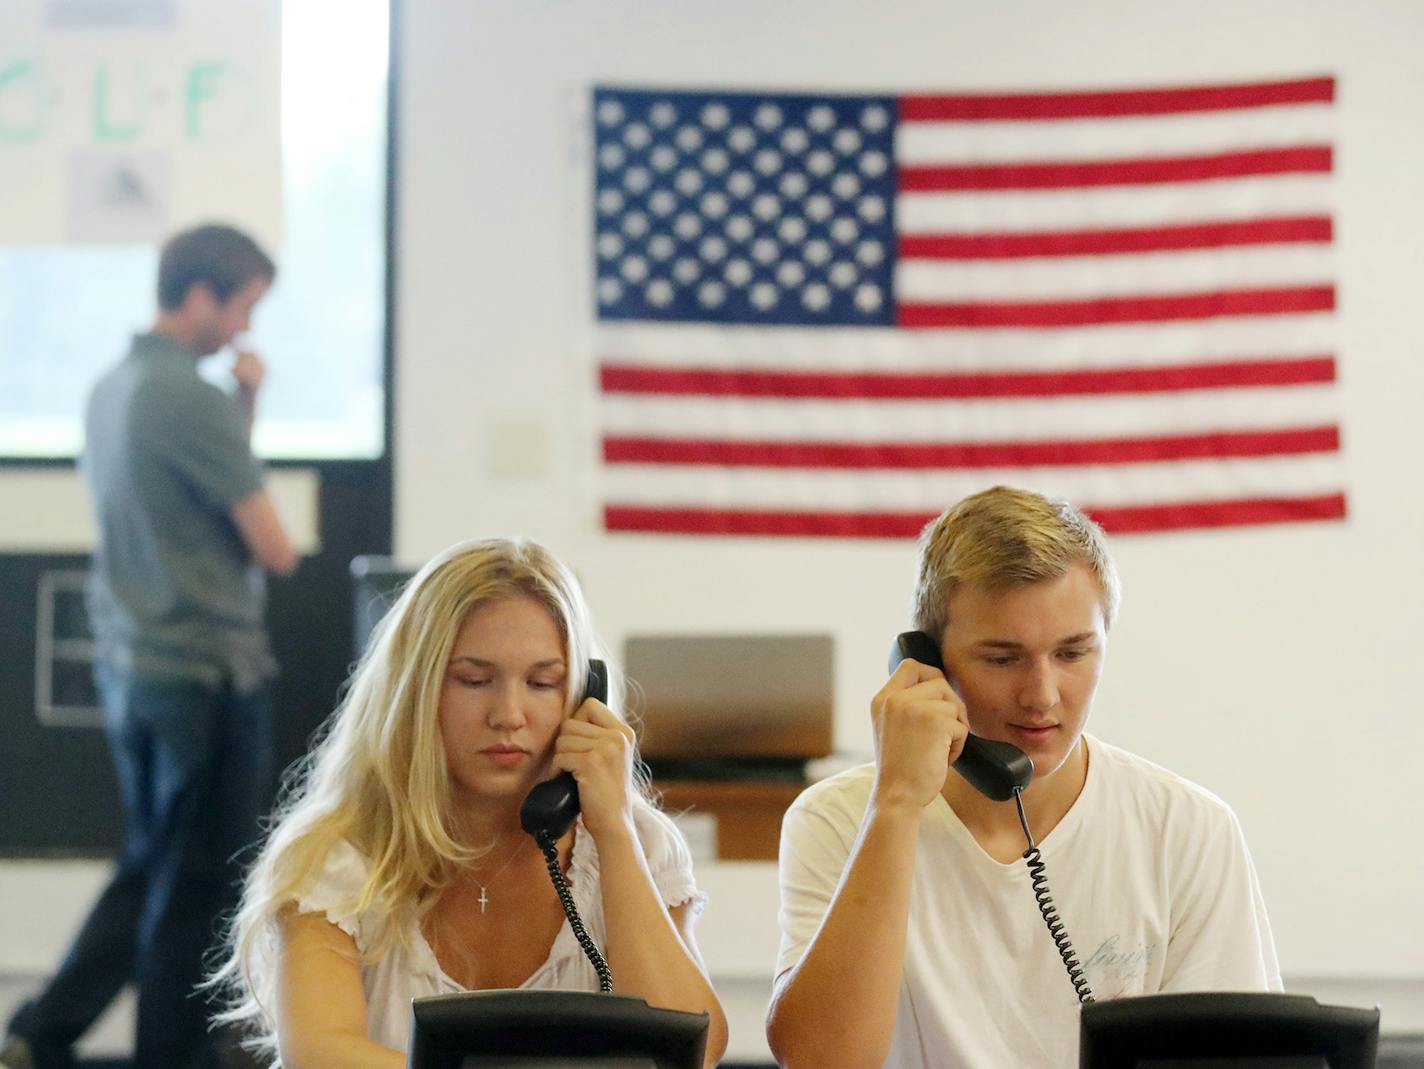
[395,0,1424,984]
[4,0,1423,1057]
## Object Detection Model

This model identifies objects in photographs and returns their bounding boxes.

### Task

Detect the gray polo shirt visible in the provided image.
[83,332,275,690]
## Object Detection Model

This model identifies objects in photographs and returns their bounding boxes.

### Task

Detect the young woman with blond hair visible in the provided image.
[212,538,727,1068]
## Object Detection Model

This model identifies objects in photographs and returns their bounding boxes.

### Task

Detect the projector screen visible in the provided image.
[0,0,390,461]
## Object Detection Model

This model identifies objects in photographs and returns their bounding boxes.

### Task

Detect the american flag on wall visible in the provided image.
[590,76,1342,537]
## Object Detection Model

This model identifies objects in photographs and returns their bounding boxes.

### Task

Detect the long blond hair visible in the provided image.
[211,537,633,1055]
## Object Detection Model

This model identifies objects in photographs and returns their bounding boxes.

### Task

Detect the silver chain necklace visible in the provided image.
[472,842,526,914]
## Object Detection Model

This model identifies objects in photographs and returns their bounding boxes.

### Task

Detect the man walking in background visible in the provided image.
[2,224,297,1069]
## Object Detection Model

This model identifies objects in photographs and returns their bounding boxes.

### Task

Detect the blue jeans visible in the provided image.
[9,667,276,1069]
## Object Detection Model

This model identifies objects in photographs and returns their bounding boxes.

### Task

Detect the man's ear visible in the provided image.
[179,280,218,317]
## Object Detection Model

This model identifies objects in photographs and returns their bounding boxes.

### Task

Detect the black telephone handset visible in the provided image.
[517,658,615,992]
[519,659,608,842]
[889,632,1034,802]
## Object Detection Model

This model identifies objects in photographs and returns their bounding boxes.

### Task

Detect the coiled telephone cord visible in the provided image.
[537,829,614,992]
[1012,787,1094,1005]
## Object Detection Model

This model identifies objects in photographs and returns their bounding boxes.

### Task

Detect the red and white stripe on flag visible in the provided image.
[592,76,1343,537]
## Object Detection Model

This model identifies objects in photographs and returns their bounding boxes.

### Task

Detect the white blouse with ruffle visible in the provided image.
[289,805,706,1054]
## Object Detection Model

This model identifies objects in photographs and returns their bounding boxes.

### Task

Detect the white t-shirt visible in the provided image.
[775,736,1282,1069]
[292,805,706,1054]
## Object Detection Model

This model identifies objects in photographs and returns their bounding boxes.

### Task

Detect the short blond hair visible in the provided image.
[912,486,1120,639]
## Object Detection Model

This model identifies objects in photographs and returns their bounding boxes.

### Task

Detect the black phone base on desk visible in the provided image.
[407,990,709,1069]
[1079,992,1380,1068]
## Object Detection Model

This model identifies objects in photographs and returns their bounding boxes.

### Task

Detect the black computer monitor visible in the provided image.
[1079,992,1380,1069]
[407,990,709,1069]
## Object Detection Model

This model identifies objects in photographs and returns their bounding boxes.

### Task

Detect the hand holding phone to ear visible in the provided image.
[888,632,1033,802]
[870,656,971,811]
[552,689,637,842]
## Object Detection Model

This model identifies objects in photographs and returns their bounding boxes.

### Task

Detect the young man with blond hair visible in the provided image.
[767,485,1280,1069]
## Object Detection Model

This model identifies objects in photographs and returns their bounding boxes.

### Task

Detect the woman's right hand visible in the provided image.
[869,657,970,810]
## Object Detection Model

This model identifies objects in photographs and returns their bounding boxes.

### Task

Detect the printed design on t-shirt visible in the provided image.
[1083,934,1157,999]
